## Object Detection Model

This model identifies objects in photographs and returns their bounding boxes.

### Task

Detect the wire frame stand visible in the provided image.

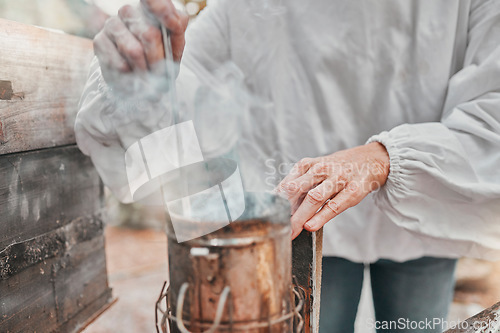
[156,278,305,333]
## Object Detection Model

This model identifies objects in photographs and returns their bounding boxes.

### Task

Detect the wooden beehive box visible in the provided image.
[0,19,113,332]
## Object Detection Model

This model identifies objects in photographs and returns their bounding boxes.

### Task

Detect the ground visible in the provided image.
[84,227,168,333]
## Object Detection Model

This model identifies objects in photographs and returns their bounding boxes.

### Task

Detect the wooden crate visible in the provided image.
[0,19,113,332]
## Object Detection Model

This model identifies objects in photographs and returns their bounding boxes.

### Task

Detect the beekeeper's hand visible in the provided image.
[277,143,390,239]
[93,0,188,88]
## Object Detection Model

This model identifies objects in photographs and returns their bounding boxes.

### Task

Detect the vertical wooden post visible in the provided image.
[292,228,323,333]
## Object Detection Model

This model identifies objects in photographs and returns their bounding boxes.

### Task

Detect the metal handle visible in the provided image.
[176,282,231,333]
[156,280,305,332]
[160,25,180,124]
[155,281,170,333]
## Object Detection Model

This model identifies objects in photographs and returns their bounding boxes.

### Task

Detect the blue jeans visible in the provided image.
[319,256,457,333]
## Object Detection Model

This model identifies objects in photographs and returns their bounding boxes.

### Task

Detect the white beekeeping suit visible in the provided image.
[76,0,500,262]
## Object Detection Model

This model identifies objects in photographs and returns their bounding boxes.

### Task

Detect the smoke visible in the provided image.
[0,0,334,241]
[74,0,322,241]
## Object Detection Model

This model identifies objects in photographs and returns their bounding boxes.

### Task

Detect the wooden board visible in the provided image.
[292,228,323,333]
[0,257,60,332]
[0,18,94,155]
[0,145,102,251]
[0,219,112,333]
[53,232,109,324]
[0,19,111,333]
[0,146,112,333]
[444,301,500,332]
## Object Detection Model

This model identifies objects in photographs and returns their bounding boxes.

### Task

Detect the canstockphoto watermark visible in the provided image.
[366,317,497,331]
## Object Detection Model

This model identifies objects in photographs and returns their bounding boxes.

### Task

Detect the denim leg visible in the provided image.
[320,256,365,333]
[370,257,457,333]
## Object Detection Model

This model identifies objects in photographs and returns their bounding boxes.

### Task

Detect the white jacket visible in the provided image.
[76,0,500,262]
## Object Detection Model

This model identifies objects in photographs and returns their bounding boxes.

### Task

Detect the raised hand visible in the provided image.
[93,0,188,90]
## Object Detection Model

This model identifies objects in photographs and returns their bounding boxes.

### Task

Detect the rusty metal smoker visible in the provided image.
[146,20,303,333]
[156,193,304,333]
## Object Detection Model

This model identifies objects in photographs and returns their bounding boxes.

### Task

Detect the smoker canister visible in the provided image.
[161,193,301,333]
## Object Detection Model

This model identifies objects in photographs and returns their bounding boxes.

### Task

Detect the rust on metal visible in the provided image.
[166,219,293,332]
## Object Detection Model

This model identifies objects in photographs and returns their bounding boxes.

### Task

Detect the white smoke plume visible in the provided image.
[75,0,302,240]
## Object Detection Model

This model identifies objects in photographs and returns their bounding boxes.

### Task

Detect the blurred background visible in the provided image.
[0,1,498,332]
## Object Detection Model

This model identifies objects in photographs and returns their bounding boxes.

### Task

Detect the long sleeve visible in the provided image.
[75,57,137,203]
[368,0,500,255]
[75,1,233,203]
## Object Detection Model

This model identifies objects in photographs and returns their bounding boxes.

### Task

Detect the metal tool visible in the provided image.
[160,25,180,124]
[156,193,305,333]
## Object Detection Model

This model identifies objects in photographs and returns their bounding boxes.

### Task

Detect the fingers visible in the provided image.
[285,174,319,215]
[277,158,315,195]
[94,1,188,85]
[119,5,165,69]
[304,182,365,232]
[282,144,390,238]
[170,14,189,62]
[141,0,181,32]
[290,180,333,239]
[93,30,131,83]
[291,226,303,240]
[286,162,342,212]
[140,0,189,61]
[289,163,347,236]
[103,16,148,71]
[290,179,343,233]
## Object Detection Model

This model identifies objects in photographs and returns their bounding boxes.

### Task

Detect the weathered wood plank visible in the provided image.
[0,145,102,250]
[58,290,114,333]
[0,257,59,333]
[444,301,500,332]
[0,19,111,333]
[0,218,112,333]
[292,228,323,333]
[0,215,104,280]
[0,18,93,155]
[53,233,109,324]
